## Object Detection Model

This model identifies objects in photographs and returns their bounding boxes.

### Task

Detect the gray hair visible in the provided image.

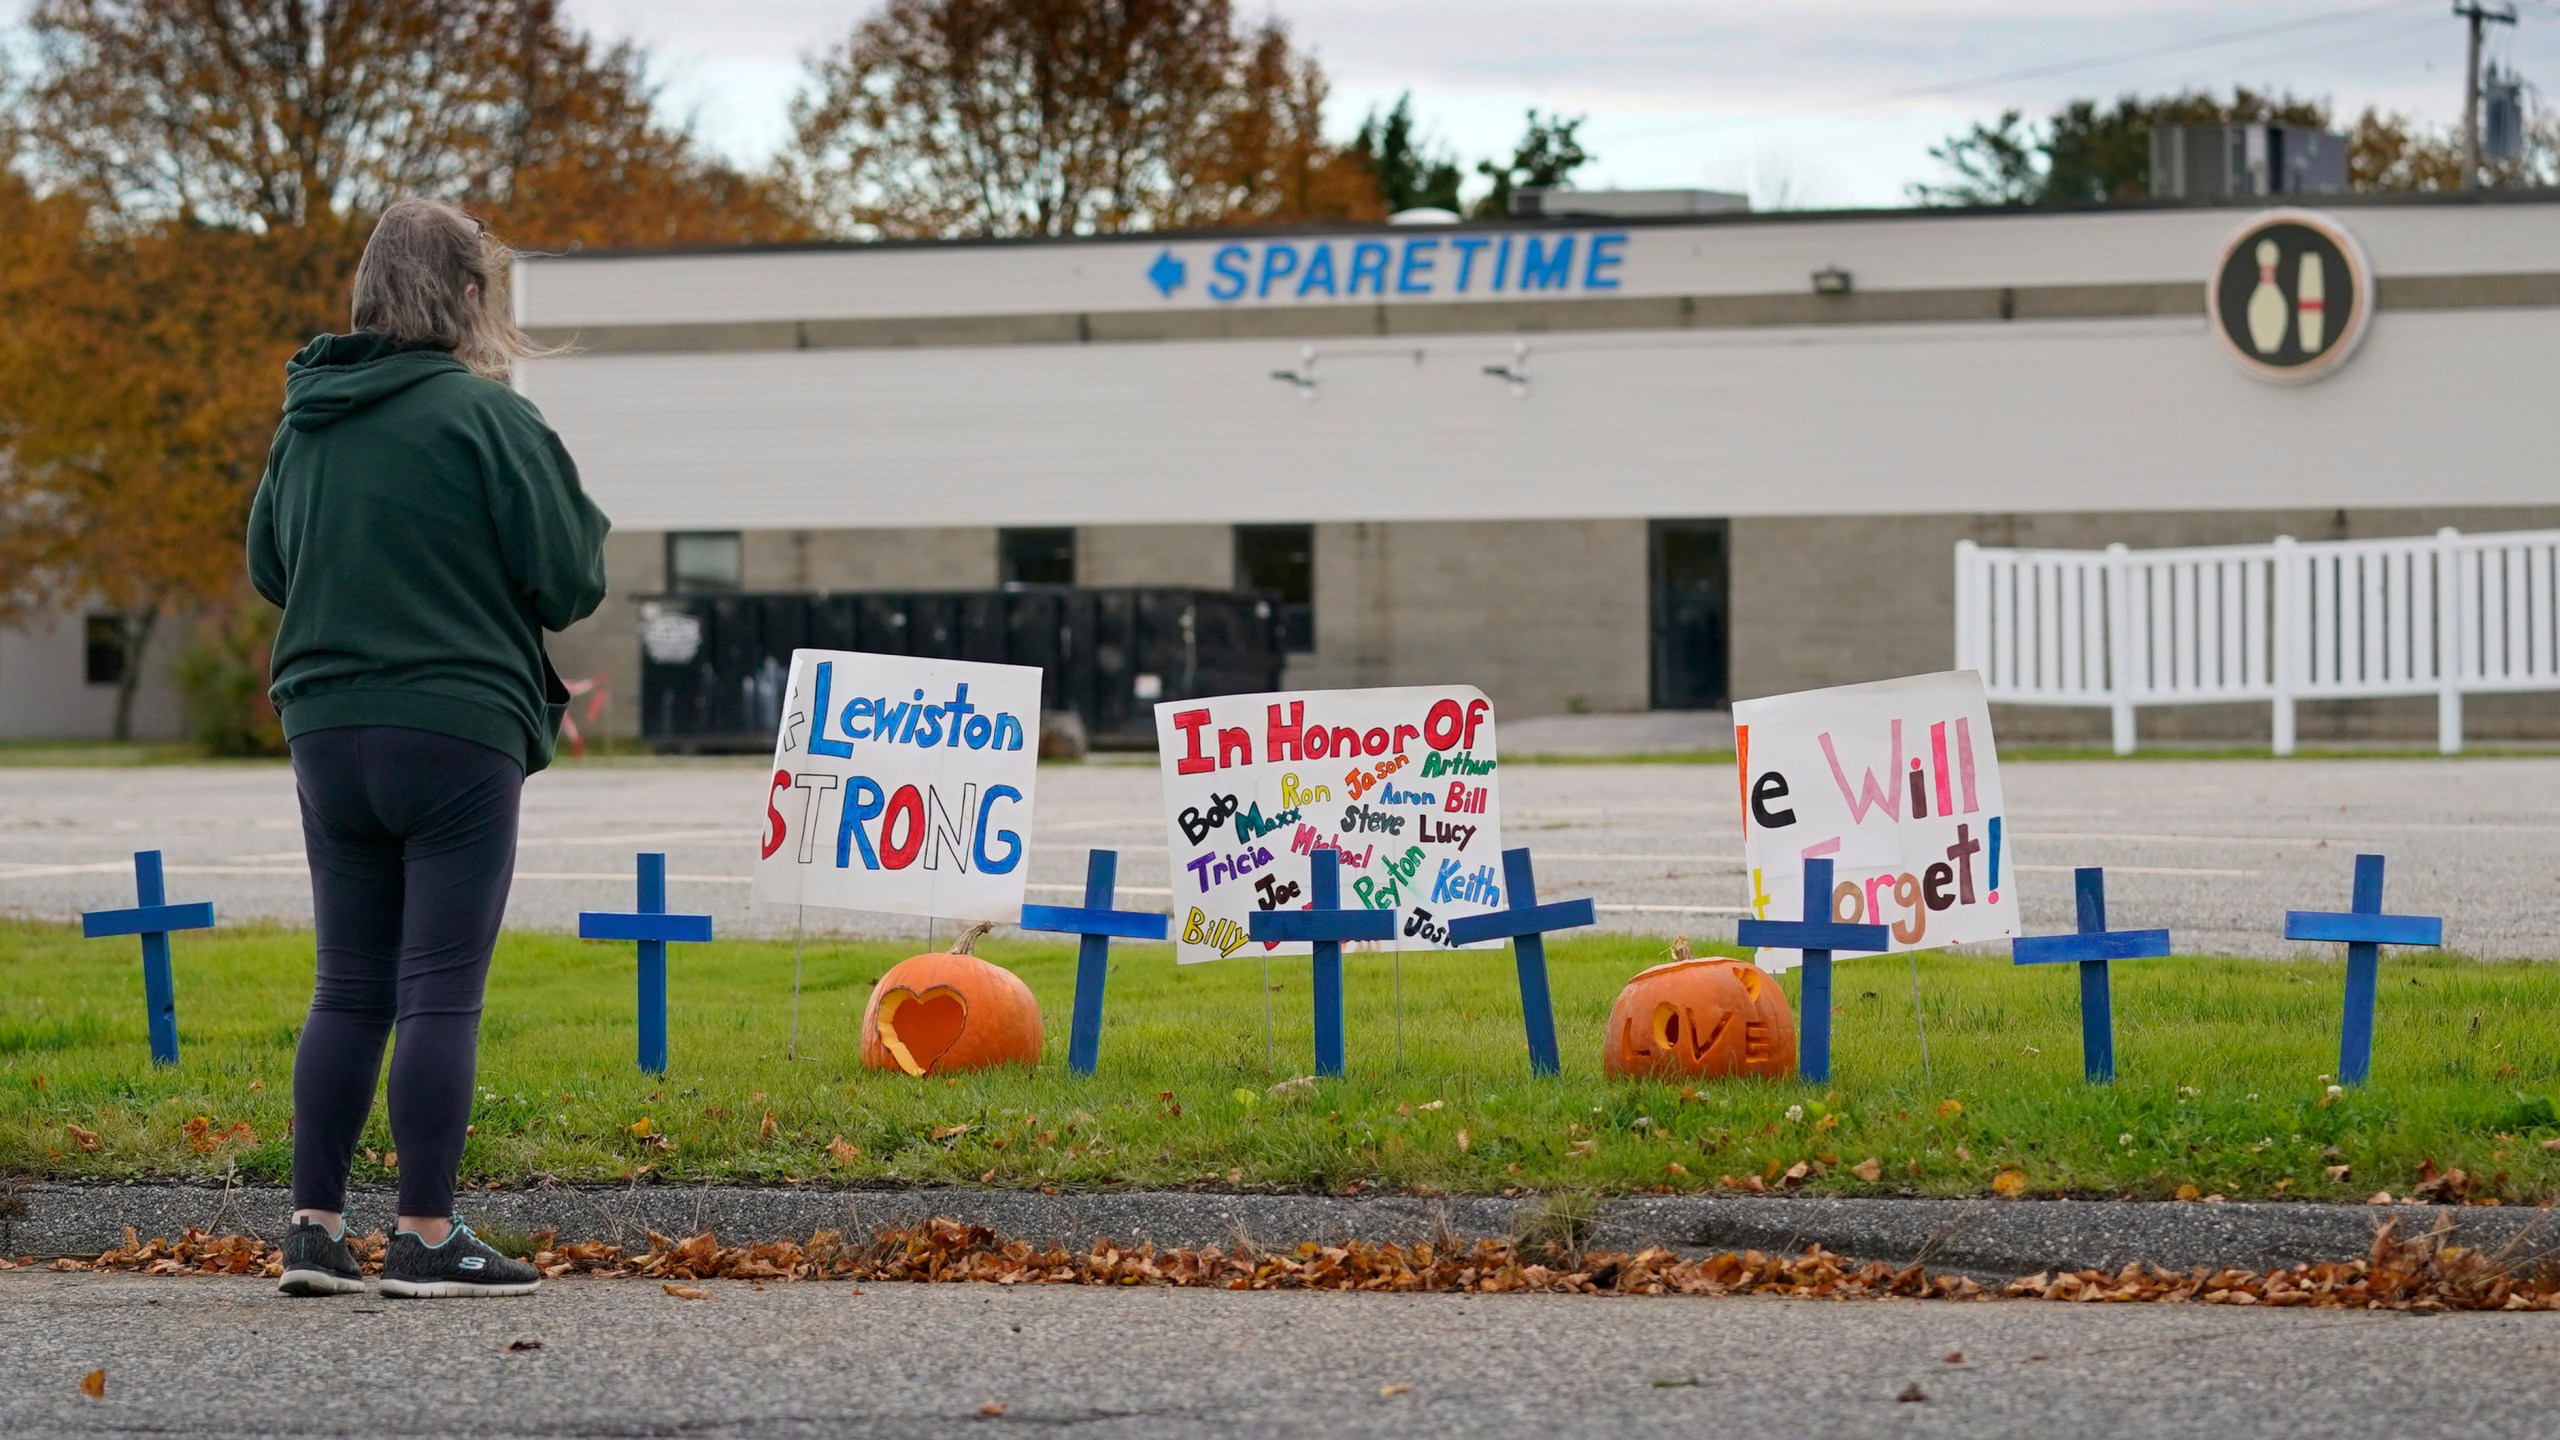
[349,198,553,381]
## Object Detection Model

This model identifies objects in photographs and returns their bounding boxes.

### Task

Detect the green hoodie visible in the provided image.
[248,333,610,775]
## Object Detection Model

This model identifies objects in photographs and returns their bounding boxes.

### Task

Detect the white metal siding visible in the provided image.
[520,306,2560,532]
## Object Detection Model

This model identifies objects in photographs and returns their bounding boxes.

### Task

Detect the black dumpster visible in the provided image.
[635,587,1285,752]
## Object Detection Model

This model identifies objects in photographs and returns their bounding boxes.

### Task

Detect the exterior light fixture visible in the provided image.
[1811,265,1853,295]
[1481,342,1529,396]
[1269,345,1316,399]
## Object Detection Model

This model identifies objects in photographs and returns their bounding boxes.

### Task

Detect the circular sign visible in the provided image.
[2208,209,2372,384]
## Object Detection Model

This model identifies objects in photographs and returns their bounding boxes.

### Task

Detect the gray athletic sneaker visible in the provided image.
[377,1218,541,1299]
[276,1216,366,1297]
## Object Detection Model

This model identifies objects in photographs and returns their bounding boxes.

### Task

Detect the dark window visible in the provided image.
[84,614,127,686]
[999,528,1076,587]
[1648,520,1729,710]
[1235,524,1314,653]
[666,532,744,593]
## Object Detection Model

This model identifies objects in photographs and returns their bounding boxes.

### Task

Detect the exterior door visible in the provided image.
[1649,520,1729,710]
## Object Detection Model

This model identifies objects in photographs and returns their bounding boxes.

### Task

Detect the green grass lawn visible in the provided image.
[5,919,2557,1203]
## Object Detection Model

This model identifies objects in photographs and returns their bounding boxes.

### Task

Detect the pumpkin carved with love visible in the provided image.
[1602,938,1796,1080]
[859,922,1043,1076]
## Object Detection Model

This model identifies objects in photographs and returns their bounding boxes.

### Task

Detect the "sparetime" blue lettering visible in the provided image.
[1158,231,1631,306]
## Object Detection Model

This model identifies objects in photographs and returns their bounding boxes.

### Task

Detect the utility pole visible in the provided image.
[2454,1,2518,190]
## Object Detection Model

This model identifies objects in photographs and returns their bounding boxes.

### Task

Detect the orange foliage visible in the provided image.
[3,3,814,735]
[788,0,1381,237]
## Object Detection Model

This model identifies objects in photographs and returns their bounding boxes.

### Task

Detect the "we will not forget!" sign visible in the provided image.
[1734,670,2018,969]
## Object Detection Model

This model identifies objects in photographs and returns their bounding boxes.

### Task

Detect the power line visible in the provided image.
[1602,1,2437,145]
[1730,12,2449,174]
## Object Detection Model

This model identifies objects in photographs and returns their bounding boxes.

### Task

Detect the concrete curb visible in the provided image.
[11,1183,2559,1279]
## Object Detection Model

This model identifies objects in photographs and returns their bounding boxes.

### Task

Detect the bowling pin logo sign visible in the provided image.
[2209,209,2372,384]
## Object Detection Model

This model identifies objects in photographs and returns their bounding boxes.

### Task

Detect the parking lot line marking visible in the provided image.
[2018,864,2256,877]
[2020,831,2341,847]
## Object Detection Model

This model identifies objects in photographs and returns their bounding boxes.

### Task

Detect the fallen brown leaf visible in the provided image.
[1992,1170,2028,1198]
[1850,1158,1883,1183]
[80,1369,104,1399]
[65,1124,102,1153]
[978,1401,1007,1417]
[759,1111,779,1143]
[1378,1384,1411,1397]
[826,1137,861,1167]
[43,1214,2559,1314]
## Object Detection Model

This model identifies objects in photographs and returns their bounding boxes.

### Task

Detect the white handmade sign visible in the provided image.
[1154,686,1503,964]
[753,650,1042,919]
[1733,670,2017,969]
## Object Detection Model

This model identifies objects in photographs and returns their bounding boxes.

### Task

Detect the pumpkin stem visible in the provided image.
[950,920,997,955]
[1668,935,1695,963]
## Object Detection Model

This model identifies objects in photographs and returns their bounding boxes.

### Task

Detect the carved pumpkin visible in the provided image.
[1602,938,1796,1081]
[859,922,1043,1076]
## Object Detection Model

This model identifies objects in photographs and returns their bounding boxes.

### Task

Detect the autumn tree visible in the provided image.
[4,1,808,739]
[2342,107,2559,192]
[1174,22,1382,228]
[786,0,1381,237]
[0,180,323,736]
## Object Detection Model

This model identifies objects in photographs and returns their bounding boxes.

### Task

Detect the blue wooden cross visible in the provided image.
[577,853,714,1075]
[1019,849,1169,1075]
[2011,867,2172,1084]
[1445,848,1594,1077]
[1248,848,1397,1076]
[1733,857,1890,1084]
[80,850,215,1067]
[2284,854,2441,1087]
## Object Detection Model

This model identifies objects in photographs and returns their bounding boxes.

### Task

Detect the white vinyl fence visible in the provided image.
[1955,528,2560,754]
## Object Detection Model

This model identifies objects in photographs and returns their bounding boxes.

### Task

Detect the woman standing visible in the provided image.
[248,198,610,1298]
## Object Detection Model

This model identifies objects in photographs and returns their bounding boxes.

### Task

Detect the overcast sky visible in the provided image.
[560,0,2560,208]
[11,2,2555,207]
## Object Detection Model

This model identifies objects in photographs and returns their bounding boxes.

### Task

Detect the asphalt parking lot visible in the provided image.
[4,1270,2556,1440]
[2,755,2554,957]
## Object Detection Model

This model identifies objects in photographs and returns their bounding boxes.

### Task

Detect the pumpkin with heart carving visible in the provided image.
[1602,937,1796,1080]
[859,921,1043,1076]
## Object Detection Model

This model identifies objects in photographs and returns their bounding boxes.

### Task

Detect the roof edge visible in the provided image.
[521,187,2560,265]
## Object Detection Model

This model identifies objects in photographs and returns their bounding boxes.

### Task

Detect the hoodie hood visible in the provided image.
[282,333,471,432]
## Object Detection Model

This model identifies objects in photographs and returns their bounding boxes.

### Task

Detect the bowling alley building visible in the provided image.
[10,191,2559,743]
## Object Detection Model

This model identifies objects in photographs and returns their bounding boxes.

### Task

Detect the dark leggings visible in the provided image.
[288,726,522,1218]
